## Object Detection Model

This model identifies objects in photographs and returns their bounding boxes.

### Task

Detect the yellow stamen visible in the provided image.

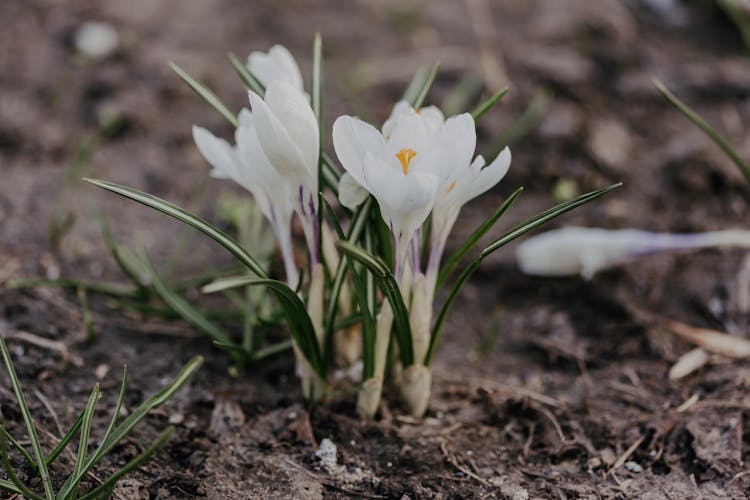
[396,148,417,175]
[446,180,456,194]
[415,108,422,115]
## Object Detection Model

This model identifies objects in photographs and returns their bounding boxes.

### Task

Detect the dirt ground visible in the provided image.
[2,0,750,498]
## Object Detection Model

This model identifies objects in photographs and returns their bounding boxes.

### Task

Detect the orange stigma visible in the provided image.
[396,148,417,175]
[446,180,456,194]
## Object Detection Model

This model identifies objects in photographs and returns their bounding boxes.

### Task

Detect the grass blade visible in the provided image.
[412,63,440,108]
[99,367,127,451]
[169,62,238,127]
[0,333,55,500]
[312,35,324,263]
[471,87,509,121]
[0,424,35,468]
[251,339,293,362]
[227,52,265,96]
[0,432,42,500]
[77,426,174,500]
[654,79,750,185]
[84,178,267,278]
[7,278,136,298]
[203,277,325,377]
[336,241,414,367]
[45,410,84,466]
[136,251,237,351]
[426,183,621,365]
[437,187,523,289]
[321,197,376,379]
[56,356,203,499]
[0,478,24,497]
[69,384,100,499]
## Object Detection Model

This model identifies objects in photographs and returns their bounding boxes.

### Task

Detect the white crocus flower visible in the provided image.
[338,101,445,211]
[426,147,512,289]
[248,82,321,264]
[517,227,750,279]
[333,106,475,279]
[247,45,305,92]
[192,109,299,287]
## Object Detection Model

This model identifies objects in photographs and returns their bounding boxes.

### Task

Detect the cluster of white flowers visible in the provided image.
[191,45,511,417]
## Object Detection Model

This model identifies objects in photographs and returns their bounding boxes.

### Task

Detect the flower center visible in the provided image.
[396,148,417,175]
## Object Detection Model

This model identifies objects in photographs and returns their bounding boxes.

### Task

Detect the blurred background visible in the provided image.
[1,1,750,495]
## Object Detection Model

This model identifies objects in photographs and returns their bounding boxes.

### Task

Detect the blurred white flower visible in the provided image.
[247,45,305,93]
[192,109,299,286]
[248,82,320,263]
[516,227,750,279]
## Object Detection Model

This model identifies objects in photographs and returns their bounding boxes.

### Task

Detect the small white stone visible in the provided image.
[387,462,392,467]
[315,438,338,474]
[624,460,643,473]
[75,21,119,59]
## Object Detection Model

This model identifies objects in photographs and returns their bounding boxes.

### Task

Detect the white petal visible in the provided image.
[417,105,445,135]
[382,100,411,136]
[332,115,385,186]
[262,82,319,180]
[462,146,511,204]
[338,172,369,210]
[247,45,304,91]
[248,89,312,187]
[420,113,476,181]
[363,153,438,243]
[192,125,239,181]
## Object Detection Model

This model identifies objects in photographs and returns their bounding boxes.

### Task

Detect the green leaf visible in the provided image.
[56,356,203,499]
[251,339,293,362]
[136,250,237,352]
[471,87,509,121]
[426,183,621,365]
[0,432,42,500]
[411,63,440,108]
[312,35,324,262]
[0,425,35,469]
[77,426,174,500]
[70,384,100,499]
[169,62,238,127]
[654,79,750,185]
[228,52,265,96]
[0,332,55,500]
[336,241,414,367]
[202,277,325,378]
[45,410,84,466]
[321,197,376,379]
[437,187,523,289]
[84,179,267,278]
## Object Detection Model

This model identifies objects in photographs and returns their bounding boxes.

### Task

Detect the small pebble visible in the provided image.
[624,460,643,473]
[75,21,119,59]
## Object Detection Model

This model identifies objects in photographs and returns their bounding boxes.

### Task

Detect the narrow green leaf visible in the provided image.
[203,277,324,377]
[336,241,414,367]
[227,52,265,96]
[412,63,440,108]
[0,333,55,500]
[77,426,174,500]
[0,432,42,500]
[251,339,293,362]
[56,356,203,499]
[7,278,136,297]
[136,251,237,349]
[99,367,127,452]
[0,425,35,469]
[76,286,96,342]
[70,384,100,499]
[45,410,84,466]
[0,478,24,497]
[402,66,428,105]
[437,187,523,289]
[426,183,621,365]
[321,197,376,379]
[169,62,237,127]
[654,79,750,185]
[83,179,267,278]
[471,87,509,121]
[322,153,342,182]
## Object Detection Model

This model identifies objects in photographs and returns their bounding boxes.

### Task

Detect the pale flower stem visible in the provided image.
[274,224,299,289]
[356,301,393,418]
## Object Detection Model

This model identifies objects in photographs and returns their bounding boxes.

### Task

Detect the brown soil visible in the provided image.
[2,0,750,498]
